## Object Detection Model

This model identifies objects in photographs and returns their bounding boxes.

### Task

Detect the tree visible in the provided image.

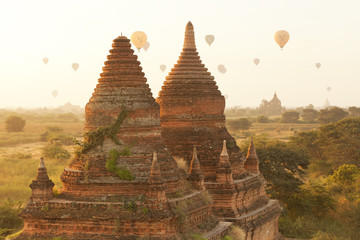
[327,164,359,186]
[301,109,318,123]
[256,115,271,123]
[348,106,360,116]
[0,200,23,238]
[241,137,310,206]
[281,111,300,123]
[291,117,360,174]
[318,107,348,124]
[226,118,252,132]
[5,116,26,132]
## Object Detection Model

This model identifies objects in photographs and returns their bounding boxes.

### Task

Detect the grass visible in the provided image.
[0,143,75,204]
[0,122,83,147]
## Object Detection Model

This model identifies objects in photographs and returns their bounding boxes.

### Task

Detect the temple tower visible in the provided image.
[157,21,245,181]
[245,137,260,174]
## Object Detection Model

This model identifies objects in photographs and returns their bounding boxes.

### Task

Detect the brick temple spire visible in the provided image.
[183,21,196,49]
[188,147,205,190]
[157,22,245,181]
[29,158,54,202]
[147,151,167,210]
[245,137,260,174]
[216,140,233,184]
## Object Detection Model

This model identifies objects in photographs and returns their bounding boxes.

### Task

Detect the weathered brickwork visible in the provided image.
[18,35,228,240]
[157,22,283,240]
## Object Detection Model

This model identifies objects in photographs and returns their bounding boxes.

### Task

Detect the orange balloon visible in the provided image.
[274,30,290,49]
[131,31,147,51]
[72,63,79,71]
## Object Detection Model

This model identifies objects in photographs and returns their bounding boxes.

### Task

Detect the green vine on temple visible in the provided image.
[75,109,127,157]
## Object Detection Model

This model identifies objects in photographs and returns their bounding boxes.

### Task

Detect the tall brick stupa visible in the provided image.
[157,22,283,240]
[18,36,231,240]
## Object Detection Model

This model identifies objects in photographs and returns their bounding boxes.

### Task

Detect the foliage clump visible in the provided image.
[42,144,71,160]
[226,118,252,132]
[76,109,127,156]
[281,111,300,123]
[291,117,360,175]
[318,107,348,124]
[40,126,74,145]
[5,116,26,132]
[0,200,23,239]
[106,149,134,180]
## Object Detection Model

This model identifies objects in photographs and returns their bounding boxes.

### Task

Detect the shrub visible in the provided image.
[318,107,348,124]
[302,109,319,123]
[256,115,271,123]
[227,118,252,132]
[42,144,71,160]
[0,200,23,238]
[5,116,26,132]
[281,111,300,123]
[40,126,74,145]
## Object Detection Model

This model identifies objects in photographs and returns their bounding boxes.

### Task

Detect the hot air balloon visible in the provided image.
[160,64,166,72]
[72,63,79,72]
[218,64,226,74]
[327,87,331,92]
[224,94,229,100]
[43,58,49,65]
[253,58,260,66]
[52,90,58,98]
[131,31,147,51]
[315,63,321,69]
[274,30,290,50]
[143,41,150,51]
[205,35,215,46]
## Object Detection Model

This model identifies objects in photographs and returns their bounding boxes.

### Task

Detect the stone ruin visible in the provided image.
[18,22,282,240]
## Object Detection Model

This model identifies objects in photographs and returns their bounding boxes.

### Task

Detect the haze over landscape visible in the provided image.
[1,0,360,108]
[1,1,360,240]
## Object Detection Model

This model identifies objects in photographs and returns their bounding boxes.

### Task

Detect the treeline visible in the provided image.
[226,106,360,123]
[0,111,83,124]
[226,106,360,133]
[241,117,360,239]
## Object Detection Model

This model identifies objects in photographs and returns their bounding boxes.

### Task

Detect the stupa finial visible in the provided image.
[189,147,200,174]
[38,157,45,169]
[183,21,196,49]
[221,140,228,157]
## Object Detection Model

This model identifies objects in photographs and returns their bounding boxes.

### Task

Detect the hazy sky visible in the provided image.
[1,0,360,109]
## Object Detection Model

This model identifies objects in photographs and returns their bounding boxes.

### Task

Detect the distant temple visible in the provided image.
[258,92,284,115]
[324,98,330,108]
[18,22,282,240]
